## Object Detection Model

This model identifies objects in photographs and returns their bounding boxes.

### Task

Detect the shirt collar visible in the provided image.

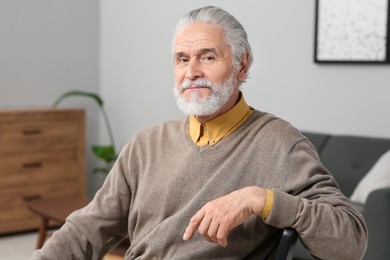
[189,93,251,146]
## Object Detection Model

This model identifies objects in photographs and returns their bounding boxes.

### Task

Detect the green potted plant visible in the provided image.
[53,90,116,174]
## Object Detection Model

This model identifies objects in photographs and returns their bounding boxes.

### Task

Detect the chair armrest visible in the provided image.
[363,187,390,259]
[275,228,298,260]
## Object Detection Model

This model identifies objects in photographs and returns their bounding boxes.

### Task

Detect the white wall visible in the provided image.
[100,0,390,156]
[0,0,101,197]
[1,1,389,196]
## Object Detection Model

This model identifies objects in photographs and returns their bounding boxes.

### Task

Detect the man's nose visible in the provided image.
[185,60,203,80]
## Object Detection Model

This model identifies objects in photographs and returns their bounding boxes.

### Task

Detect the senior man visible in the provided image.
[32,6,367,260]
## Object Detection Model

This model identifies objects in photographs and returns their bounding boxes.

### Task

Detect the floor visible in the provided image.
[0,231,127,260]
[0,231,37,260]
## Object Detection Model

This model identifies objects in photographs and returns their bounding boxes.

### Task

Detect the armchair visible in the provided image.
[276,228,298,260]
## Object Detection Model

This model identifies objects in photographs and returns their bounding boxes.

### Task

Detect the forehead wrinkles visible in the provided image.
[175,38,223,54]
[174,22,229,55]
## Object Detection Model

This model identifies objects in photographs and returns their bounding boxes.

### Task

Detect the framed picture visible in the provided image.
[314,0,390,64]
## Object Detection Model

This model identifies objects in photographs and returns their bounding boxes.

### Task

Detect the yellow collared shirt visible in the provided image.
[189,94,253,147]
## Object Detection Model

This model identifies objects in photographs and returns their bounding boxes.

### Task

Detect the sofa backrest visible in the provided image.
[303,132,390,197]
[301,132,330,153]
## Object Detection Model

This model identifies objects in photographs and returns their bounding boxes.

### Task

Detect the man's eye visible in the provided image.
[202,56,215,61]
[177,57,189,64]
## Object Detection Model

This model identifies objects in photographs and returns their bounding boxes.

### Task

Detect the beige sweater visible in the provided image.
[32,110,367,259]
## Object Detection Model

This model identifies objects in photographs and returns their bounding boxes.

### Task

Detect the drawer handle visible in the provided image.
[23,194,42,201]
[23,162,42,168]
[22,129,42,135]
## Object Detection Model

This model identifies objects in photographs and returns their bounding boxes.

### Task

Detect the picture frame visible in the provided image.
[314,0,390,64]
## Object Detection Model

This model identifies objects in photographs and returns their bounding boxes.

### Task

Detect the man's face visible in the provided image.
[173,22,240,119]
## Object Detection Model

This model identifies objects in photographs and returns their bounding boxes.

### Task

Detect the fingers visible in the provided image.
[183,212,204,241]
[183,208,229,247]
[200,214,225,246]
[182,186,267,247]
[216,221,229,247]
[204,217,220,243]
[183,200,235,247]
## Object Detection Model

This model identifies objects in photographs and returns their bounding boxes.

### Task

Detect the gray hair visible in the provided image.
[173,6,253,80]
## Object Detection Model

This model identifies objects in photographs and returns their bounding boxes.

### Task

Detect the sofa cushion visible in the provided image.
[362,187,390,259]
[350,150,390,204]
[301,132,330,153]
[319,135,390,197]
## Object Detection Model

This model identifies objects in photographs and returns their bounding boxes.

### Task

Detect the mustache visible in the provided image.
[180,79,214,90]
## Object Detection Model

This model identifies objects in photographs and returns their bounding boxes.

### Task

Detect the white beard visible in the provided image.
[173,74,235,116]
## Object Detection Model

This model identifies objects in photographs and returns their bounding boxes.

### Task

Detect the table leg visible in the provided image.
[37,216,49,249]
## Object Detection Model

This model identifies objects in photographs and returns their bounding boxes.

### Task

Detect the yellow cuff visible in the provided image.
[260,189,274,219]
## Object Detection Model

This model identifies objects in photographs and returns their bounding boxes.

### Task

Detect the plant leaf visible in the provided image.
[92,145,116,163]
[53,90,104,107]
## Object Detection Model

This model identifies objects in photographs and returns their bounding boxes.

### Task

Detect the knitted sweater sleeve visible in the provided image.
[263,138,368,260]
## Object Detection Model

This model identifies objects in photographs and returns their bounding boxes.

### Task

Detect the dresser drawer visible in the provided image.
[0,215,41,234]
[0,109,85,234]
[0,181,83,233]
[0,150,82,188]
[0,120,80,155]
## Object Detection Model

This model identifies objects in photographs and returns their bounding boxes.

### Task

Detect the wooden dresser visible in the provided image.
[0,109,86,234]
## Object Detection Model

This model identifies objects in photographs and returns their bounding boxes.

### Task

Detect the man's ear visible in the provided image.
[237,52,249,82]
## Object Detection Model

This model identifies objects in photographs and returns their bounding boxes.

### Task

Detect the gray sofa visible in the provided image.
[293,131,390,260]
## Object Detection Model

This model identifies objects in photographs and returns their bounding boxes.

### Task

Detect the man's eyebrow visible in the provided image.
[174,48,220,59]
[174,52,186,59]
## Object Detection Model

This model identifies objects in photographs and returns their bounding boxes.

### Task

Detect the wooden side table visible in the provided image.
[25,196,90,249]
